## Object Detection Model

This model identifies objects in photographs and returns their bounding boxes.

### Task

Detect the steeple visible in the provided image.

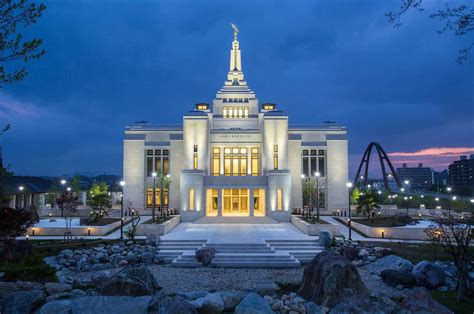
[225,23,246,86]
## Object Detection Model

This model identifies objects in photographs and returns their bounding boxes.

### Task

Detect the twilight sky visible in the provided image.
[1,0,473,177]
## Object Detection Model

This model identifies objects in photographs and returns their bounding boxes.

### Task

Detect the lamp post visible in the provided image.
[315,172,320,223]
[346,182,353,240]
[160,174,170,219]
[446,187,452,214]
[120,180,125,240]
[60,179,66,217]
[404,196,409,216]
[301,175,312,219]
[152,172,157,223]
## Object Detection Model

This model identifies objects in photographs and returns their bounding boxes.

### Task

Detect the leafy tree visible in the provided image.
[386,0,474,63]
[0,206,32,260]
[69,175,82,193]
[87,182,111,221]
[0,0,46,86]
[356,189,380,219]
[425,214,472,302]
[56,191,78,241]
[351,186,361,204]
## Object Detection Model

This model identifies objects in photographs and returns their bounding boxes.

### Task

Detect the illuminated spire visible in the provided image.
[226,23,245,85]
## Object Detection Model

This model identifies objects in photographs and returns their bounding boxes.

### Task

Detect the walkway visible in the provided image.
[161,222,316,243]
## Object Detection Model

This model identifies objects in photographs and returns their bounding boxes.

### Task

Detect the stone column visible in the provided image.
[249,188,254,217]
[218,189,223,217]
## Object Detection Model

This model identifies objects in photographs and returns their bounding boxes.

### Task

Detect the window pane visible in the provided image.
[163,149,169,155]
[155,149,161,155]
[193,154,198,170]
[213,147,220,154]
[213,156,220,176]
[251,147,259,154]
[274,154,278,170]
[240,157,247,175]
[232,147,239,154]
[302,150,308,156]
[147,149,153,156]
[303,157,309,177]
[163,157,169,175]
[155,157,161,174]
[318,157,325,177]
[274,145,278,152]
[223,107,227,118]
[189,188,195,210]
[224,157,231,176]
[310,157,317,175]
[252,157,259,176]
[244,107,249,118]
[277,188,282,210]
[310,150,317,155]
[232,157,239,176]
[224,148,231,154]
[147,157,153,176]
[318,150,325,156]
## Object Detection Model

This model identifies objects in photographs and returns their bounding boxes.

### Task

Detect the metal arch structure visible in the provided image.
[354,142,401,191]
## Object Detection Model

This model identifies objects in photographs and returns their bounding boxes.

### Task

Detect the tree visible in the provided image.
[425,214,471,302]
[56,191,78,241]
[0,206,32,260]
[0,0,46,86]
[351,186,361,204]
[0,124,11,206]
[356,189,380,219]
[386,0,474,63]
[87,182,111,221]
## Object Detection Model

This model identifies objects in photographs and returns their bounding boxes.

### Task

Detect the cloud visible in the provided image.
[389,147,474,157]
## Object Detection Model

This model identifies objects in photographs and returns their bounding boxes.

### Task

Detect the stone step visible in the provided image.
[210,261,300,268]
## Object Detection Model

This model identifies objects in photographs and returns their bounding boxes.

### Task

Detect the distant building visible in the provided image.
[448,155,474,196]
[433,169,449,189]
[396,163,433,190]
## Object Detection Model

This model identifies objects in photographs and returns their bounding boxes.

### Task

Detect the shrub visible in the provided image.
[0,250,56,283]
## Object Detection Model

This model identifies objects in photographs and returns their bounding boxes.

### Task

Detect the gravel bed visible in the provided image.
[148,265,304,294]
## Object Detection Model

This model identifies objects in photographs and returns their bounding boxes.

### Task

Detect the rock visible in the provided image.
[126,252,139,265]
[412,261,445,289]
[177,291,209,301]
[217,290,246,311]
[380,269,416,288]
[95,252,108,263]
[140,252,154,264]
[271,299,283,310]
[235,292,275,314]
[43,256,61,270]
[71,289,87,297]
[44,282,73,295]
[191,292,224,314]
[15,281,44,291]
[298,250,368,308]
[0,272,4,279]
[319,230,333,249]
[358,248,369,259]
[45,291,72,302]
[400,287,453,313]
[39,299,72,314]
[374,247,391,256]
[365,254,414,275]
[91,270,113,285]
[340,246,359,261]
[305,301,324,314]
[119,259,129,267]
[74,295,151,313]
[146,233,161,246]
[195,247,216,266]
[97,265,161,296]
[148,292,197,314]
[1,290,45,314]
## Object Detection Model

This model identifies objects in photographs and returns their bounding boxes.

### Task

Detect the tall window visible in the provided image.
[273,145,279,170]
[277,188,283,210]
[146,149,169,176]
[222,147,249,176]
[193,145,198,170]
[301,149,325,177]
[223,106,249,118]
[251,147,259,176]
[189,188,195,210]
[146,188,169,208]
[212,148,220,176]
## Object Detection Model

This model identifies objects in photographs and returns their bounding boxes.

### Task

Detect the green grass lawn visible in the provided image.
[430,291,474,314]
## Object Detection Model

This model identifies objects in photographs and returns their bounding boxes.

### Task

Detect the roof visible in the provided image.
[4,176,55,194]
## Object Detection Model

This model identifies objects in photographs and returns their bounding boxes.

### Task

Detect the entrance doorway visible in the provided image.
[223,189,249,216]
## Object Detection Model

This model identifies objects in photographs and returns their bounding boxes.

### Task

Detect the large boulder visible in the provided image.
[380,269,416,288]
[190,292,224,314]
[234,293,274,314]
[39,299,72,314]
[217,290,246,311]
[195,247,216,266]
[319,230,333,249]
[1,290,45,314]
[340,246,359,261]
[148,292,197,314]
[365,254,414,275]
[44,282,73,296]
[72,296,151,314]
[399,287,453,313]
[412,261,445,289]
[298,250,368,308]
[97,265,161,296]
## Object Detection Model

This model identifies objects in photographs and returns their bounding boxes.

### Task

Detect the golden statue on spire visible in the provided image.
[230,23,239,40]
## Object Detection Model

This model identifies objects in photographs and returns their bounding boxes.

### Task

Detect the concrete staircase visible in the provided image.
[157,239,322,268]
[155,239,206,263]
[266,239,323,265]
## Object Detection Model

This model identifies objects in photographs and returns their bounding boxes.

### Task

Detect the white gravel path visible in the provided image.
[148,265,304,294]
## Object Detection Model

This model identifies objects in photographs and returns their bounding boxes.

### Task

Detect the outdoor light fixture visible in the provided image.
[367,184,371,188]
[315,172,320,177]
[471,199,474,203]
[404,196,408,200]
[452,196,457,201]
[25,235,29,240]
[120,180,125,186]
[67,187,71,192]
[18,186,24,191]
[61,179,66,185]
[152,172,157,177]
[300,174,305,179]
[404,180,410,185]
[400,188,405,192]
[32,228,35,236]
[381,230,385,239]
[166,174,171,178]
[377,191,382,195]
[88,228,91,236]
[435,197,439,201]
[421,195,424,198]
[346,182,352,240]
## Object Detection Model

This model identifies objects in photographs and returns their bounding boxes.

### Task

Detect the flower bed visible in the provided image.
[136,215,180,236]
[291,215,341,236]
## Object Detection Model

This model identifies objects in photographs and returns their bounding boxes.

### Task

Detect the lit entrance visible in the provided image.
[223,189,248,216]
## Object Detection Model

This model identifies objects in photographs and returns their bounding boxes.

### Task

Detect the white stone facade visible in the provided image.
[123,28,348,222]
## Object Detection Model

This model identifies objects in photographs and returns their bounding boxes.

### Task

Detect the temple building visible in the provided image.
[123,25,348,222]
